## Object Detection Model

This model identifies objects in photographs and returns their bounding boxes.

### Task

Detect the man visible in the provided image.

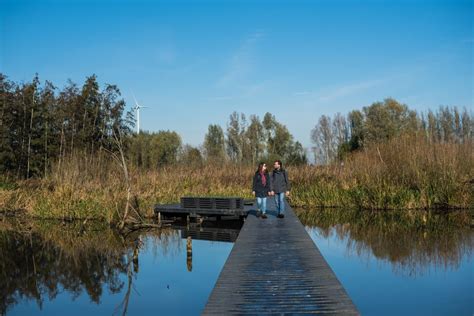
[270,160,291,218]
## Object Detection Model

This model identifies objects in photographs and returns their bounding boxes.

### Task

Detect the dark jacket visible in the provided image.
[271,169,291,193]
[252,172,272,198]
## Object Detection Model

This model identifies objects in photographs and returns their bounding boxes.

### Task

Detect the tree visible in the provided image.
[179,144,203,166]
[332,112,349,147]
[287,141,308,165]
[348,109,364,150]
[438,106,454,143]
[311,115,334,164]
[262,112,276,155]
[362,98,413,143]
[78,75,102,153]
[127,131,181,168]
[273,123,293,159]
[0,74,18,174]
[426,110,438,143]
[204,124,225,161]
[226,112,247,163]
[150,131,181,167]
[244,115,265,165]
[461,108,472,142]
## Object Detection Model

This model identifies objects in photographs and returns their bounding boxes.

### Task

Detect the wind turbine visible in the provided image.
[132,92,148,134]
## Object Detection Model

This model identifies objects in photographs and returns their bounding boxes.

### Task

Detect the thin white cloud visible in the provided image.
[216,31,264,87]
[317,79,386,102]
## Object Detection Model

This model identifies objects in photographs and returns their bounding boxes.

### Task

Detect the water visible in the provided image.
[1,210,472,315]
[299,209,474,316]
[0,219,240,316]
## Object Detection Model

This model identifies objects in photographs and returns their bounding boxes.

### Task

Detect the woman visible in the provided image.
[252,162,272,219]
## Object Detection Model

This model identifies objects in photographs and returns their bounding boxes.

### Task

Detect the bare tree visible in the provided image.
[311,115,334,164]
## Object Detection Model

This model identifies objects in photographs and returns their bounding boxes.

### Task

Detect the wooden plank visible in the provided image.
[203,199,359,315]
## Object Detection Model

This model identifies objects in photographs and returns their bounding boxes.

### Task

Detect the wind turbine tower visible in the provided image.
[132,93,147,134]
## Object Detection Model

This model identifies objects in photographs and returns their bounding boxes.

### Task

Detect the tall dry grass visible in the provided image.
[0,135,472,221]
[0,154,257,221]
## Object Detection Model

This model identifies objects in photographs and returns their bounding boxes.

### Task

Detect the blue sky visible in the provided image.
[1,0,472,151]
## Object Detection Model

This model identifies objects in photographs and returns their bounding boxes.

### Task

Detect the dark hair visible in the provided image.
[256,162,267,173]
[274,160,283,169]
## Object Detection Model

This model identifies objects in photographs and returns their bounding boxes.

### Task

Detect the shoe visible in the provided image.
[261,213,268,219]
[256,210,261,217]
[277,213,285,219]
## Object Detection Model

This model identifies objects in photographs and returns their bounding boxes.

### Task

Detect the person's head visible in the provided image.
[257,162,267,173]
[274,160,282,170]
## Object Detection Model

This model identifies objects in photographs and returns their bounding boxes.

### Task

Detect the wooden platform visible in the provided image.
[203,199,359,315]
[154,199,252,218]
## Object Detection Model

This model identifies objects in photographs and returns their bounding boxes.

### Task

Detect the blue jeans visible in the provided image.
[256,197,267,214]
[274,193,286,214]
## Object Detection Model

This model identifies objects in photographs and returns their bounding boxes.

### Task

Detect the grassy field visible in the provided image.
[1,135,472,223]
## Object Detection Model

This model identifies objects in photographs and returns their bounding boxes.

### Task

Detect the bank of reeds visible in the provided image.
[292,134,473,210]
[0,135,472,222]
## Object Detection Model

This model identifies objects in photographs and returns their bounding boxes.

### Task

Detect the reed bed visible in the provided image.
[1,135,472,222]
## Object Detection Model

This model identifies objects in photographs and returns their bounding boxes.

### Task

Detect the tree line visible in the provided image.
[203,112,307,165]
[0,74,307,178]
[311,98,473,164]
[0,73,132,178]
[2,74,471,178]
[127,111,308,169]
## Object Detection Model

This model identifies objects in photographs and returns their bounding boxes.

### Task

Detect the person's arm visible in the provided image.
[284,170,291,194]
[252,174,257,195]
[268,173,273,195]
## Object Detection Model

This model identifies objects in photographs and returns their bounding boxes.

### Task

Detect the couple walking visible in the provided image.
[252,160,291,219]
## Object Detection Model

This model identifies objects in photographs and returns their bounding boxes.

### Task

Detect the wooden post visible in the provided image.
[133,246,139,273]
[186,236,192,272]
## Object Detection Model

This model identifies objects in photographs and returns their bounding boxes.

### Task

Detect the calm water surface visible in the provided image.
[1,219,239,315]
[299,209,473,316]
[1,210,472,315]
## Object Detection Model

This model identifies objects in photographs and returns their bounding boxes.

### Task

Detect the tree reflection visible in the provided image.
[297,208,474,276]
[0,219,176,315]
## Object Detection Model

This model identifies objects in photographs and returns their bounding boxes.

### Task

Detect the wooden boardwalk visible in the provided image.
[203,199,359,315]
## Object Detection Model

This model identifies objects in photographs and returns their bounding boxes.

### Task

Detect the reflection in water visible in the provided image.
[2,210,470,315]
[187,236,193,272]
[171,219,243,243]
[0,220,128,315]
[297,208,474,276]
[173,219,243,273]
[0,217,237,315]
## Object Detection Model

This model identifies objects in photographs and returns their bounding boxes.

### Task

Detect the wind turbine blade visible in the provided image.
[131,90,140,107]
